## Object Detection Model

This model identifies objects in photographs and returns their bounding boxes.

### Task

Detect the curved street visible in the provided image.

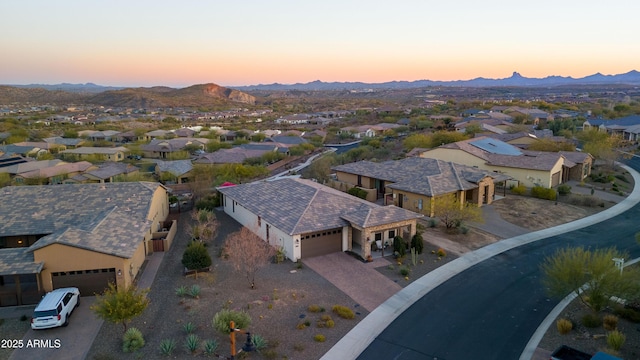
[324,157,640,360]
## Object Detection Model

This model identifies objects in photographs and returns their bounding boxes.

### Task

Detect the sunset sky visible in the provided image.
[1,0,638,88]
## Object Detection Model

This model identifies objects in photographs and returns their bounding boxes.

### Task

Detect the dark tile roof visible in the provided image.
[0,182,163,258]
[0,248,43,276]
[218,178,421,235]
[332,157,504,197]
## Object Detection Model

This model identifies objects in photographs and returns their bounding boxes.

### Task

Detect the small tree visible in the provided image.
[393,236,406,257]
[224,227,275,289]
[410,233,424,254]
[91,283,149,332]
[186,210,218,243]
[541,247,640,312]
[433,195,482,229]
[182,241,212,277]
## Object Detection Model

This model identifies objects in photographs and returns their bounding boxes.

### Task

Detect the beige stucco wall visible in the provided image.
[33,242,145,292]
[423,148,565,188]
[146,186,170,242]
[420,148,487,167]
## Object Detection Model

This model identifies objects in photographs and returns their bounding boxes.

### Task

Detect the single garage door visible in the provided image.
[301,229,342,258]
[51,268,116,296]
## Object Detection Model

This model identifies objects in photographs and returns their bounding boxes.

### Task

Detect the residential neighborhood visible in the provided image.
[1,82,640,360]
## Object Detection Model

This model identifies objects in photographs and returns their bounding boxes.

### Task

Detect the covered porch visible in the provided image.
[345,213,421,261]
[0,248,44,306]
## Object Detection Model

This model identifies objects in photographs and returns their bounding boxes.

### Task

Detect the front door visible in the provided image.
[398,193,403,208]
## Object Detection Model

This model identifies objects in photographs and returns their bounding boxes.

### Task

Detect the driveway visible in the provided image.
[10,296,102,360]
[304,252,402,312]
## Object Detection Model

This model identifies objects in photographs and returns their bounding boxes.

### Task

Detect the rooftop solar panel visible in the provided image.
[469,138,523,155]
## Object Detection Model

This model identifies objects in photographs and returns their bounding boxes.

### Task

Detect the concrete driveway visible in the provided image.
[10,296,102,360]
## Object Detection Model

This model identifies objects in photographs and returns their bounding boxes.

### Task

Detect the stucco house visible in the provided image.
[140,138,208,159]
[61,146,130,162]
[415,137,591,188]
[155,160,194,184]
[331,157,511,217]
[217,178,422,262]
[0,182,175,306]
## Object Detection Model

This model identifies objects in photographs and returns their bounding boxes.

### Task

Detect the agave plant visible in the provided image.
[159,338,176,356]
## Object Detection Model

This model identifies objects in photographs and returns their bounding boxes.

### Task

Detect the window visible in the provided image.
[374,233,382,241]
[232,201,235,213]
[258,216,261,227]
[388,230,395,239]
[266,224,270,240]
[357,175,362,187]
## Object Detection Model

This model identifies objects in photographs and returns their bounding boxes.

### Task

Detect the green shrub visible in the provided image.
[252,334,268,350]
[556,318,573,334]
[159,338,176,356]
[393,236,406,257]
[212,309,251,334]
[581,312,602,328]
[436,248,447,257]
[184,334,200,354]
[603,314,619,331]
[203,339,218,356]
[175,285,188,297]
[122,327,145,353]
[183,322,195,334]
[182,241,212,271]
[531,186,557,200]
[511,184,526,195]
[410,233,424,254]
[332,305,355,319]
[308,304,322,313]
[428,219,437,228]
[399,266,410,276]
[293,343,305,352]
[607,330,626,351]
[189,285,201,298]
[557,184,572,195]
[614,306,640,322]
[314,334,326,342]
[347,187,368,199]
[459,225,469,234]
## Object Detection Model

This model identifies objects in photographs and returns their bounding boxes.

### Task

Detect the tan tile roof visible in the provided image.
[0,182,163,258]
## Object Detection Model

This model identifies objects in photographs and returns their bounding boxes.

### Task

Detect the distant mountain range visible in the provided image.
[233,70,640,91]
[0,83,256,107]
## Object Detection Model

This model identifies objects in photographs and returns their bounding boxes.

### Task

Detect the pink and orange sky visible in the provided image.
[1,0,638,88]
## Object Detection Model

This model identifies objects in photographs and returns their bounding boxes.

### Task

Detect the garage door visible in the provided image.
[301,229,342,258]
[51,268,116,296]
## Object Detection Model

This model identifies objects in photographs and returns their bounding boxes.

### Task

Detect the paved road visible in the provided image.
[354,157,640,360]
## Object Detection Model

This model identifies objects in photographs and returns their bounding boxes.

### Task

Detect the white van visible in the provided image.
[31,287,80,330]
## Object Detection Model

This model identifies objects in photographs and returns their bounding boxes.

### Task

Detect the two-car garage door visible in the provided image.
[51,268,116,296]
[300,228,343,258]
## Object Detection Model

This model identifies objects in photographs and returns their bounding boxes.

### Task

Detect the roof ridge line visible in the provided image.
[290,183,320,235]
[449,161,465,189]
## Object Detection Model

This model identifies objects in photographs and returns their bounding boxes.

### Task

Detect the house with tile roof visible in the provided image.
[140,138,209,159]
[154,160,193,184]
[414,137,591,188]
[217,178,422,262]
[583,115,640,141]
[332,157,510,217]
[60,146,130,162]
[0,182,173,306]
[14,161,96,185]
[66,162,140,184]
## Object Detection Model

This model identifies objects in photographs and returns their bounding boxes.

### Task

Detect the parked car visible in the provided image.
[31,287,80,330]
